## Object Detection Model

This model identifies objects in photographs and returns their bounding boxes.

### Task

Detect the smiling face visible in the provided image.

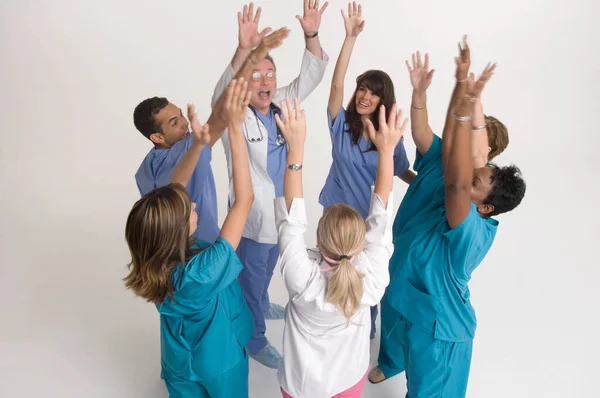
[151,103,190,148]
[249,58,277,115]
[354,84,381,117]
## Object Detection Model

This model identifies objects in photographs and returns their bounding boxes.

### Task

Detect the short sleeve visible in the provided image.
[182,237,243,299]
[169,137,212,190]
[414,134,442,173]
[393,140,410,176]
[443,204,498,280]
[327,107,347,139]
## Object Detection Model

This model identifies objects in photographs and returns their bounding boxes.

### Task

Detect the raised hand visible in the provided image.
[296,0,329,36]
[464,63,497,102]
[406,51,435,93]
[223,78,252,127]
[274,98,306,152]
[188,104,210,145]
[341,1,365,37]
[238,2,272,51]
[253,27,291,60]
[471,62,496,99]
[365,104,408,153]
[455,35,470,80]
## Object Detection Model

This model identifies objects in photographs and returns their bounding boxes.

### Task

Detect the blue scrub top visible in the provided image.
[135,134,220,243]
[254,106,287,198]
[157,237,254,381]
[319,107,410,220]
[386,135,498,342]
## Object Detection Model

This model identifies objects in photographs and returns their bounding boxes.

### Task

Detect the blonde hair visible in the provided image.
[317,204,366,322]
[485,115,509,161]
[124,183,199,304]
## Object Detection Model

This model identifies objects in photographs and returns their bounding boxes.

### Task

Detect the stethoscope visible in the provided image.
[243,104,286,146]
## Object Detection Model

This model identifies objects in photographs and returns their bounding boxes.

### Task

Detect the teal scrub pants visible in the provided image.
[378,295,473,397]
[164,355,249,398]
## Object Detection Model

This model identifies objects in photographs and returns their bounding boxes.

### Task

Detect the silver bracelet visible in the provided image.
[248,54,257,64]
[472,125,487,130]
[452,113,472,122]
[411,104,426,110]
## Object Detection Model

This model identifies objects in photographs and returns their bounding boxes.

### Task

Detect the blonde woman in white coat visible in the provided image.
[273,97,407,397]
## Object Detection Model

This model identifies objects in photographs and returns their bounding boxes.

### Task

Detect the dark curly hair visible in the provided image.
[484,164,526,218]
[133,97,169,140]
[345,70,396,152]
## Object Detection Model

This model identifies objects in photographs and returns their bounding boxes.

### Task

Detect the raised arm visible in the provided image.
[365,104,407,207]
[276,98,307,210]
[328,2,365,120]
[442,36,471,171]
[470,63,497,168]
[274,98,318,297]
[170,105,211,186]
[272,2,330,105]
[218,79,255,249]
[296,0,329,59]
[445,72,488,228]
[406,51,435,156]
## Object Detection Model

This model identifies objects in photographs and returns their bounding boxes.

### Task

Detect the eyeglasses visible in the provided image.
[251,71,276,81]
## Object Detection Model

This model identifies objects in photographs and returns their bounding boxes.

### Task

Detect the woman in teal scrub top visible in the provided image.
[124,79,255,398]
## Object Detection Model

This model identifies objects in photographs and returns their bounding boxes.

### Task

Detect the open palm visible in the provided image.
[406,51,434,92]
[238,3,271,50]
[297,0,328,35]
[342,2,364,37]
[188,104,211,145]
[467,62,497,99]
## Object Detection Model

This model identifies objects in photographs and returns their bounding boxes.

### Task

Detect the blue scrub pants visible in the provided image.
[236,237,279,354]
[378,294,473,397]
[164,355,249,397]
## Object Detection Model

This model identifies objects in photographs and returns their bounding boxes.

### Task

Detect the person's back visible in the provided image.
[273,97,405,398]
[156,236,253,382]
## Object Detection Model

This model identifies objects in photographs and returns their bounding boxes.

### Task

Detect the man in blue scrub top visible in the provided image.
[210,1,330,368]
[369,39,526,396]
[133,98,225,244]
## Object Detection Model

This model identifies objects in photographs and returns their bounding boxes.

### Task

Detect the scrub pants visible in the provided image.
[164,355,249,398]
[236,237,280,354]
[378,294,473,397]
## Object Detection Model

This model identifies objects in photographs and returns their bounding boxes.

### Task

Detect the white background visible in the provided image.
[1,0,598,397]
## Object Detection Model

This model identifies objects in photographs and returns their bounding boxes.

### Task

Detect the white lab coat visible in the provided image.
[274,193,394,398]
[211,49,329,244]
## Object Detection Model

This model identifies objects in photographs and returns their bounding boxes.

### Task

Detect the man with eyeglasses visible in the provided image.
[211,1,330,369]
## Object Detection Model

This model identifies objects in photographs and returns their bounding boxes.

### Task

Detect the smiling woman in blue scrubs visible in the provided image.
[125,79,256,398]
[319,2,414,339]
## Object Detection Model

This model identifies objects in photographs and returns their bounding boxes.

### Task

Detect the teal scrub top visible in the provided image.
[387,135,498,342]
[156,237,254,381]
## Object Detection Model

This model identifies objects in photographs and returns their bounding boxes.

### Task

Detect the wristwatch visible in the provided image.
[288,164,303,171]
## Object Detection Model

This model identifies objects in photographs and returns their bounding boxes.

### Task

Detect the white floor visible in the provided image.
[0,235,595,398]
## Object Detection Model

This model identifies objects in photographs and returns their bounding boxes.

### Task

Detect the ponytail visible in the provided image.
[327,257,365,322]
[318,203,367,323]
